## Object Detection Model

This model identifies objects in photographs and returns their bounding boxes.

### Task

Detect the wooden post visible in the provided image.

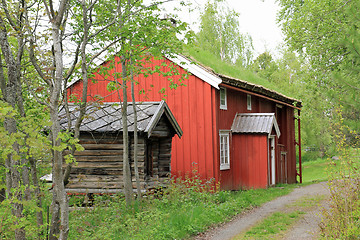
[298,109,302,183]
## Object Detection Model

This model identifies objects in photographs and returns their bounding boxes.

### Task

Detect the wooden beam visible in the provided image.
[220,83,302,110]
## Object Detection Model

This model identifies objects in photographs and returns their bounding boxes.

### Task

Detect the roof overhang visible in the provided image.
[59,101,182,138]
[165,53,222,89]
[231,113,280,138]
[145,100,183,138]
[219,75,302,109]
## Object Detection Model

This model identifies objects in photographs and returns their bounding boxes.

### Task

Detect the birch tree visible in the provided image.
[25,0,73,238]
[197,0,253,65]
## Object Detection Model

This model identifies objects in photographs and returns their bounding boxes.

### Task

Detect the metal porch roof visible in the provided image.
[231,113,280,138]
[58,100,182,138]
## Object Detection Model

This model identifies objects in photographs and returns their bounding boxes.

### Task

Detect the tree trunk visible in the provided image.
[49,190,60,240]
[29,157,44,227]
[48,16,69,240]
[63,0,89,186]
[131,71,142,200]
[121,57,133,205]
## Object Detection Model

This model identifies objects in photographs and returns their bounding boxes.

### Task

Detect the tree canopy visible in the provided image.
[196,0,253,66]
[278,0,360,143]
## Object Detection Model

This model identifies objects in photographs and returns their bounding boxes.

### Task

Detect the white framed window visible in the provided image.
[247,94,252,110]
[219,130,230,170]
[220,87,227,110]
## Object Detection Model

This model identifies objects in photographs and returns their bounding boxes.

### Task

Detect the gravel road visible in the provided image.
[193,182,330,240]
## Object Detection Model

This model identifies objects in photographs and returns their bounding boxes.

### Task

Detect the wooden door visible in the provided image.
[279,151,287,184]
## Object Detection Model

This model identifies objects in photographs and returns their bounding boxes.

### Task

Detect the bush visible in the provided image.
[320,111,360,239]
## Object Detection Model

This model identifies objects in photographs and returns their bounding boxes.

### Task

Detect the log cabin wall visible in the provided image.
[144,116,174,188]
[65,132,169,193]
[66,132,127,193]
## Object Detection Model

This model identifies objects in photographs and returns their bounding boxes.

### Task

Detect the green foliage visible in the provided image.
[68,176,295,240]
[196,0,253,65]
[0,183,51,239]
[0,100,53,238]
[319,109,360,239]
[0,101,51,169]
[278,0,360,147]
[301,158,329,184]
[251,52,279,81]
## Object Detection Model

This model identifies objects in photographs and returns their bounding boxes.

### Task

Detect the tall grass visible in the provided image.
[69,177,295,240]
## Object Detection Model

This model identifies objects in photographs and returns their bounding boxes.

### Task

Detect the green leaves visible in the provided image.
[197,0,253,66]
[277,0,360,150]
[55,131,84,153]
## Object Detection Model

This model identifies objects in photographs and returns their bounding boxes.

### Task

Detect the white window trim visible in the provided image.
[219,130,230,170]
[220,87,227,110]
[247,94,252,111]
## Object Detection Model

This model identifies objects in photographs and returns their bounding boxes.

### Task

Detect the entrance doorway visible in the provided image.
[269,136,276,185]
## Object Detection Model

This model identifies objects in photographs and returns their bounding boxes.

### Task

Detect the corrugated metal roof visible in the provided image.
[58,101,182,137]
[231,113,280,137]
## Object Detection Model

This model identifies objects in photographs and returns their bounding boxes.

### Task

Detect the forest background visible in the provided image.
[0,0,359,239]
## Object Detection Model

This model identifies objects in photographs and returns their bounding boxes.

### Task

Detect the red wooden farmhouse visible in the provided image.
[67,54,302,190]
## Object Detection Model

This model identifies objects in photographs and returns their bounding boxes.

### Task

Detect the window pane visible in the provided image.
[220,132,230,169]
[220,88,226,109]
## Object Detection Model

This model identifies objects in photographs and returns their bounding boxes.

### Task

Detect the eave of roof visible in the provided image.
[219,74,302,109]
[165,53,222,89]
[145,100,183,138]
[58,101,182,138]
[231,113,281,138]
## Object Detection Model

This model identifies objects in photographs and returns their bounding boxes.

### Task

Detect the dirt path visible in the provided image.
[282,198,329,240]
[193,182,330,240]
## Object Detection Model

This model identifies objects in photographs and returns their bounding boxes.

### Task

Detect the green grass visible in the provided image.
[68,181,296,240]
[234,195,326,240]
[236,211,305,240]
[301,158,329,184]
[182,46,295,98]
[289,195,327,209]
[67,159,330,239]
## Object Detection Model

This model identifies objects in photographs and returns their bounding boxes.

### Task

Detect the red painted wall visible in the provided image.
[67,57,219,183]
[231,134,268,189]
[217,85,297,188]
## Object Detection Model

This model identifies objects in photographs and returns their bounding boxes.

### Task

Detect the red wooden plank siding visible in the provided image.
[67,57,217,183]
[216,84,297,189]
[232,134,268,189]
[212,87,220,185]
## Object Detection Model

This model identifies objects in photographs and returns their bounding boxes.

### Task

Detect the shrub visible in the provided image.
[320,110,360,239]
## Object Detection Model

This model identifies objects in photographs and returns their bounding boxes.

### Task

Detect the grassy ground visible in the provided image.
[67,159,329,240]
[0,159,328,239]
[233,195,326,240]
[231,158,330,239]
[301,158,329,184]
[68,182,296,240]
